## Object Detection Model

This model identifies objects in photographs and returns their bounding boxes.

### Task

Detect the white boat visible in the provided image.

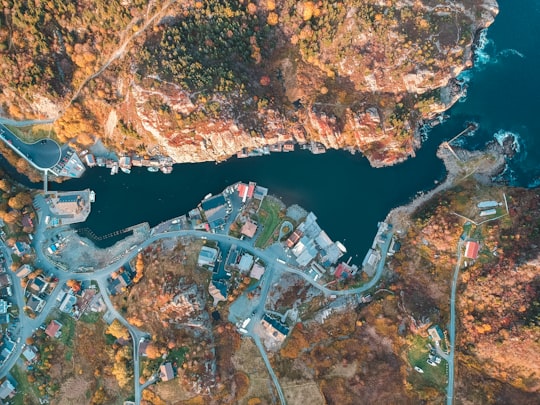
[147,167,159,172]
[160,166,173,174]
[120,167,131,174]
[110,162,119,175]
[89,190,96,203]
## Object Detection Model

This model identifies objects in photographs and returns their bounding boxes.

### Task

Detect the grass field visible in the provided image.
[11,365,40,405]
[5,124,55,143]
[255,197,283,248]
[407,335,448,391]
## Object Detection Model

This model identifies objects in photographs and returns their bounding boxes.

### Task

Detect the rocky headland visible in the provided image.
[0,0,498,167]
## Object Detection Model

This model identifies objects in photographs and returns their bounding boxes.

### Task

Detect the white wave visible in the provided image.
[493,164,516,184]
[498,49,525,59]
[493,129,521,153]
[474,30,494,66]
[528,178,540,188]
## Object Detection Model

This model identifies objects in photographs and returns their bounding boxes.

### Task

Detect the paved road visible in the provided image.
[244,265,287,404]
[446,238,465,405]
[96,278,149,405]
[1,194,393,404]
[0,123,61,169]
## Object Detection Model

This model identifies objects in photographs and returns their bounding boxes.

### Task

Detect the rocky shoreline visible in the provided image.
[386,140,507,233]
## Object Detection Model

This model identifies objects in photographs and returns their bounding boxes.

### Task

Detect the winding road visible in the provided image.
[0,191,393,404]
[447,237,465,405]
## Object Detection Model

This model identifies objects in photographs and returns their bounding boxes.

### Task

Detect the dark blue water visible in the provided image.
[2,1,539,255]
[442,1,540,187]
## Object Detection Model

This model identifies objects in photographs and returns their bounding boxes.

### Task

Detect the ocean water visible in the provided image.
[1,2,538,255]
[437,1,540,187]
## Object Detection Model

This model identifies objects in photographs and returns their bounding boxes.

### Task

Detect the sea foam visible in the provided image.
[493,129,521,154]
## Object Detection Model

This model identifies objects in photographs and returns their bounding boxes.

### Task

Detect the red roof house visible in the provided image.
[464,241,479,260]
[45,320,63,338]
[238,183,248,198]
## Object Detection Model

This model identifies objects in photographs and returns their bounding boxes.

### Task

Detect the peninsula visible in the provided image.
[0,0,498,170]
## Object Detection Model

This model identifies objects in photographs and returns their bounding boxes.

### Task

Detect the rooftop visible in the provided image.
[464,241,480,260]
[160,362,174,381]
[240,221,258,238]
[45,320,63,338]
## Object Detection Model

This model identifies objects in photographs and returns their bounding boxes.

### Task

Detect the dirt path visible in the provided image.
[61,0,176,117]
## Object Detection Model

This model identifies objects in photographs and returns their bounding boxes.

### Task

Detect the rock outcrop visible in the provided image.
[0,0,498,167]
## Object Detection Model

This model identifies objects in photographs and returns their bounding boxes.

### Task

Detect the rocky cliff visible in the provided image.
[0,0,498,166]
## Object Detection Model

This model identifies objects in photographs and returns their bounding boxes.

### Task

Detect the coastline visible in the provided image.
[386,141,507,233]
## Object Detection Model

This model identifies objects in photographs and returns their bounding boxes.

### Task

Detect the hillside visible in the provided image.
[0,0,498,166]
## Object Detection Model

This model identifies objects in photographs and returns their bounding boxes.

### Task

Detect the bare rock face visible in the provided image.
[0,0,498,167]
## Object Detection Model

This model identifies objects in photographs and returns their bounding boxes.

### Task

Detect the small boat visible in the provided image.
[147,167,159,172]
[89,190,96,203]
[160,166,173,174]
[120,167,131,174]
[110,162,119,175]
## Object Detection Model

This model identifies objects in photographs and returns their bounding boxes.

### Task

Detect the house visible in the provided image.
[283,142,295,152]
[27,294,45,313]
[21,214,33,229]
[238,253,254,273]
[464,241,480,260]
[84,153,96,167]
[201,194,228,229]
[198,246,218,267]
[334,262,353,279]
[45,320,63,338]
[0,299,9,314]
[428,325,444,345]
[59,293,77,314]
[160,362,174,382]
[22,345,38,362]
[0,379,16,400]
[0,339,14,360]
[250,263,265,280]
[139,340,149,357]
[0,274,11,289]
[240,221,258,239]
[286,229,303,248]
[208,281,227,306]
[261,314,290,344]
[28,276,48,295]
[253,186,268,200]
[237,182,256,202]
[12,241,30,256]
[16,264,33,278]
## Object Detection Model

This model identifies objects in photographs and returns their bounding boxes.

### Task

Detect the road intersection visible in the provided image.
[0,192,393,405]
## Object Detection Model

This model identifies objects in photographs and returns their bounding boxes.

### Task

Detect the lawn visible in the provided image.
[5,124,56,143]
[255,197,283,248]
[407,335,448,391]
[11,365,40,405]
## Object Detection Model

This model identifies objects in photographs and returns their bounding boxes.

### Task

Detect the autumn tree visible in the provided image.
[8,191,33,210]
[145,342,161,360]
[267,12,279,26]
[106,319,130,340]
[0,179,11,193]
[133,253,144,283]
[66,279,81,293]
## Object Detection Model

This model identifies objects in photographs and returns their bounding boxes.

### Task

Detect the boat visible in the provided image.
[120,167,131,174]
[89,190,96,203]
[147,167,159,172]
[110,162,119,175]
[160,166,173,174]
